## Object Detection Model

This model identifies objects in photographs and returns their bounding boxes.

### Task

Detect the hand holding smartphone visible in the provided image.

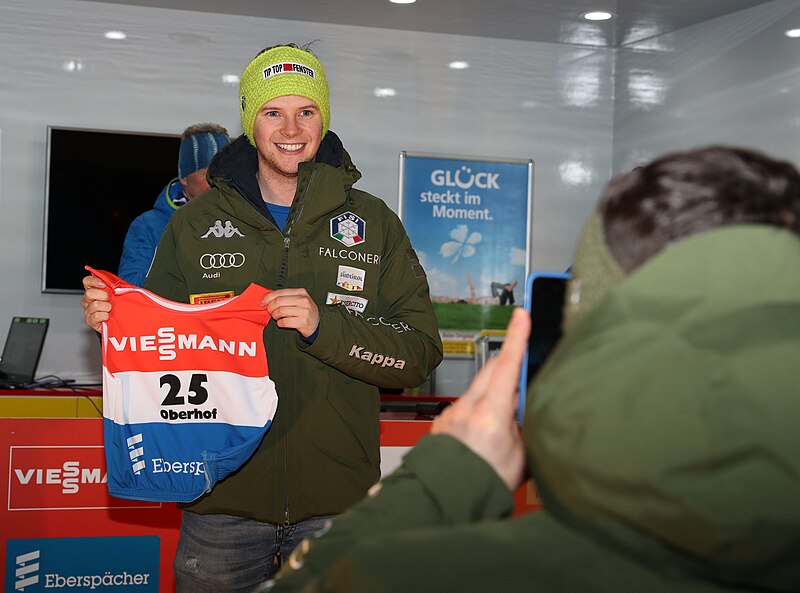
[517,271,570,423]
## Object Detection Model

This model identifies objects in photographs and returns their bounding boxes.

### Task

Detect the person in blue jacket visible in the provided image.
[118,123,230,285]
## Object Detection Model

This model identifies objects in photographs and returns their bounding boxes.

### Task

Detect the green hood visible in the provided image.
[525,225,800,591]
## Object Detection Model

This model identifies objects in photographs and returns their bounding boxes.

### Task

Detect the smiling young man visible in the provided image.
[81,43,442,592]
[253,95,322,203]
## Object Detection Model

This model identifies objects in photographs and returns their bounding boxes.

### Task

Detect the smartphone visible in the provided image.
[517,271,570,423]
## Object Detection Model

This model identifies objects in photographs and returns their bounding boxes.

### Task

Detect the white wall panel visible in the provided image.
[8,0,796,388]
[0,0,612,383]
[614,0,800,172]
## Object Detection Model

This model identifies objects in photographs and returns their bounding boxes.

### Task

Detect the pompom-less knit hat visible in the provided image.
[239,45,330,146]
[177,125,230,179]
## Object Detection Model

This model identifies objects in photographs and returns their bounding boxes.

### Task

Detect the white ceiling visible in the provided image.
[82,0,776,47]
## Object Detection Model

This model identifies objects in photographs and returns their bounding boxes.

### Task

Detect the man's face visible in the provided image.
[181,168,210,201]
[252,95,323,179]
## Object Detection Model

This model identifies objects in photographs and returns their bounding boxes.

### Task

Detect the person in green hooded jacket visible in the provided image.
[265,145,800,593]
[81,42,442,592]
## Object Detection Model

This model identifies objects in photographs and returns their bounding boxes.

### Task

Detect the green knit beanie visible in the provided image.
[239,45,330,147]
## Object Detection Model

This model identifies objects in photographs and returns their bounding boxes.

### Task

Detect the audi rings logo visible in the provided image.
[200,253,246,269]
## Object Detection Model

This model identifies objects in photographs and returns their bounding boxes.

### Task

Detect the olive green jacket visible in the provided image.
[144,133,443,523]
[270,225,800,592]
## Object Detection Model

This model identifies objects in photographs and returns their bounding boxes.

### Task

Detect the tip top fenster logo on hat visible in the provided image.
[330,212,366,247]
[262,62,316,80]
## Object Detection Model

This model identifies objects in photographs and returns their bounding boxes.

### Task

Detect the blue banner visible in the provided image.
[6,536,159,592]
[400,154,532,337]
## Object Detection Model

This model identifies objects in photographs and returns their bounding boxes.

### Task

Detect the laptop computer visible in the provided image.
[0,317,49,389]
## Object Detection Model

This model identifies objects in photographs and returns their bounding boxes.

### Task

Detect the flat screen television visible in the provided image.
[43,126,181,293]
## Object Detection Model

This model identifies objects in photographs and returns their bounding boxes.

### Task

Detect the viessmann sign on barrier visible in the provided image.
[1,418,182,593]
[8,445,158,510]
[2,417,541,592]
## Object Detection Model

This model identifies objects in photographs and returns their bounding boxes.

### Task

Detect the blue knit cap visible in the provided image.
[178,129,230,179]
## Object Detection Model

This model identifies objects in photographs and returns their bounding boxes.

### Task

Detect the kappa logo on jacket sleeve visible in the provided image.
[348,344,406,369]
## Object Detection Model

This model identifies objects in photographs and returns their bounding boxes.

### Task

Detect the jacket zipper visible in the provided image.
[275,169,313,288]
[278,169,314,525]
[276,235,290,288]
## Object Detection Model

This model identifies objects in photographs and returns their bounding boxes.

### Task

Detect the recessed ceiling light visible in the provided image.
[104,30,127,40]
[374,87,396,98]
[449,61,469,70]
[583,11,613,21]
[222,74,240,85]
[786,28,800,38]
[63,60,84,72]
[389,0,416,4]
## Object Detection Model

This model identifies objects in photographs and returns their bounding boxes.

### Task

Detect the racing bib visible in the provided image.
[88,267,278,503]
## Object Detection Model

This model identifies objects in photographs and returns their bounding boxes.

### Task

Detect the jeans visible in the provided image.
[173,512,333,593]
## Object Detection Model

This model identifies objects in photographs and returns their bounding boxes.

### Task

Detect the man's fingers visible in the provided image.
[82,275,105,290]
[484,308,531,408]
[457,356,501,403]
[456,308,530,405]
[268,302,311,321]
[261,288,310,308]
[498,307,531,366]
[82,287,110,302]
[85,302,111,332]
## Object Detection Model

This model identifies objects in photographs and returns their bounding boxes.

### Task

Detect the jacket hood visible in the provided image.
[524,225,800,591]
[153,178,184,214]
[206,130,361,224]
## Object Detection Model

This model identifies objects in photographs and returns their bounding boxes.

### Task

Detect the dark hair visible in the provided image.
[601,146,800,273]
[252,42,319,60]
[181,123,229,139]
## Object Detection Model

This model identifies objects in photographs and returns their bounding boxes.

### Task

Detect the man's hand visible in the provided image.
[430,307,531,491]
[81,275,111,332]
[262,288,320,339]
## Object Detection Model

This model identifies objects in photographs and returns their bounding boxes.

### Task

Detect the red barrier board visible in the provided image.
[2,416,538,592]
[1,419,182,592]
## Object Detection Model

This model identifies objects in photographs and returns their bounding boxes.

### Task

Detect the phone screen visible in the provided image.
[517,272,569,423]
